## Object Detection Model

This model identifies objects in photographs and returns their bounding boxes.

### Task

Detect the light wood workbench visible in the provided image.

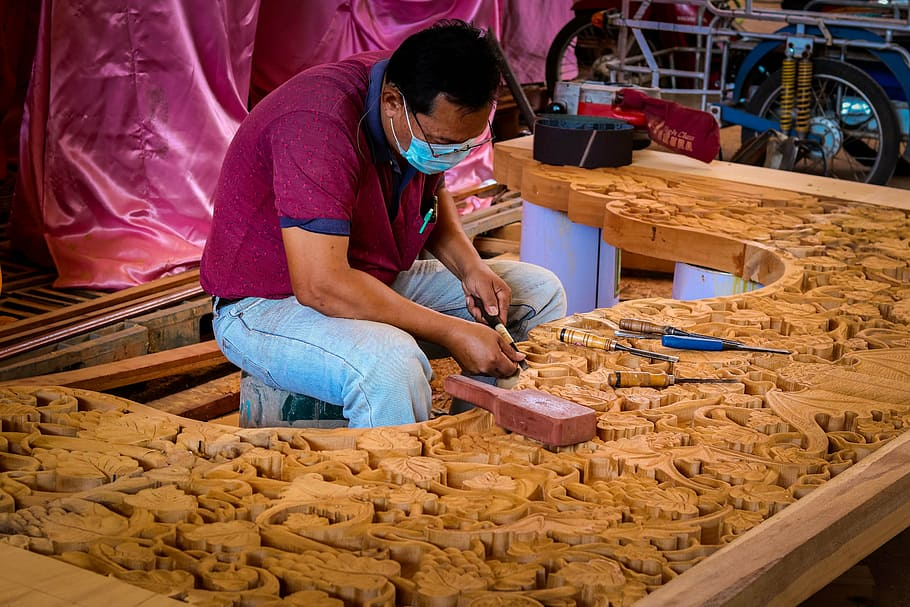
[1,137,909,606]
[496,135,910,605]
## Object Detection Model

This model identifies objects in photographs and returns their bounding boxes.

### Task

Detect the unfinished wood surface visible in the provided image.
[494,136,910,211]
[634,432,910,607]
[0,544,185,607]
[1,150,909,604]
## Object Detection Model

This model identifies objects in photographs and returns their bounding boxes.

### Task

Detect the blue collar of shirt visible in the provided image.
[365,58,417,216]
[366,59,394,165]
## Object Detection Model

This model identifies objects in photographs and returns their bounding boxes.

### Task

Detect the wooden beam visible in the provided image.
[144,371,241,420]
[636,431,910,607]
[0,268,200,343]
[461,199,523,238]
[0,323,149,382]
[0,282,204,361]
[492,136,910,210]
[601,206,750,277]
[631,150,910,211]
[0,340,227,391]
[473,236,520,257]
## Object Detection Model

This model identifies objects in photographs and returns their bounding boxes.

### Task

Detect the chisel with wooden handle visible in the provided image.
[619,318,694,337]
[478,302,528,370]
[607,370,740,388]
[444,375,596,446]
[558,328,680,363]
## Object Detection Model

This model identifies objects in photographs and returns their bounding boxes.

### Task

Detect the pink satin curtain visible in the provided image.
[10,0,259,289]
[10,0,572,289]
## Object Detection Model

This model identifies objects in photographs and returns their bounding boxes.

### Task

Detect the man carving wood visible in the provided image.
[201,20,566,428]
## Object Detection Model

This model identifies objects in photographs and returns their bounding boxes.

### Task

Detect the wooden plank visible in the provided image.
[473,236,520,257]
[0,268,200,342]
[602,207,752,278]
[0,544,184,607]
[0,323,149,381]
[129,296,211,352]
[485,222,522,242]
[621,251,676,274]
[520,165,574,212]
[144,371,241,420]
[0,340,227,391]
[0,282,204,360]
[0,295,58,313]
[631,150,910,211]
[0,272,56,293]
[461,200,523,238]
[493,136,910,210]
[636,431,910,607]
[493,137,534,189]
[450,179,505,202]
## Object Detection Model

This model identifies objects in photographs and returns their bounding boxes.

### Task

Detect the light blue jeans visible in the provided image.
[212,259,566,428]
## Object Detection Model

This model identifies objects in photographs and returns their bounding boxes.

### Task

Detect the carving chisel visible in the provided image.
[479,306,528,370]
[619,318,790,355]
[557,328,680,363]
[607,370,740,388]
[661,334,791,354]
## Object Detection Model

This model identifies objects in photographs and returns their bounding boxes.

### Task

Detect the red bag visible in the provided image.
[616,88,720,163]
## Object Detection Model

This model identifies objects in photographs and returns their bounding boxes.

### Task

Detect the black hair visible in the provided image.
[385,20,502,116]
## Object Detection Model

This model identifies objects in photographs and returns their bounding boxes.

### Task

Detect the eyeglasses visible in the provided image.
[411,111,496,158]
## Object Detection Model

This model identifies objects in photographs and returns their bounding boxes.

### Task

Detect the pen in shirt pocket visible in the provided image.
[419,195,438,234]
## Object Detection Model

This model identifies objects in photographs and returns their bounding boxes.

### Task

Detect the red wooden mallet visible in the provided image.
[444,375,597,446]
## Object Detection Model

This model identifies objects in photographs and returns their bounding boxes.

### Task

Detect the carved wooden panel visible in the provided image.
[2,147,910,605]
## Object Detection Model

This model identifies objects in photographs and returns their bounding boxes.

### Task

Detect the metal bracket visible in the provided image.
[785,37,814,59]
[708,103,723,126]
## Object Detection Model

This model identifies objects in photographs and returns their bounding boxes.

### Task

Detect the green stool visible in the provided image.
[239,371,348,429]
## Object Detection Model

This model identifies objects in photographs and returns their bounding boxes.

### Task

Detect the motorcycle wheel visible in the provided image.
[545,14,612,101]
[741,58,900,185]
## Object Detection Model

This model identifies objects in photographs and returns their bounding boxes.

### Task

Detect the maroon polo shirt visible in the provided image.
[200,51,442,298]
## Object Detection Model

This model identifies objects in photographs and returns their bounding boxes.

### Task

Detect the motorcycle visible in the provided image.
[545,0,713,100]
[546,0,910,184]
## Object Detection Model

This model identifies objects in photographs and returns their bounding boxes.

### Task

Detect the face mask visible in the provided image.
[390,97,476,174]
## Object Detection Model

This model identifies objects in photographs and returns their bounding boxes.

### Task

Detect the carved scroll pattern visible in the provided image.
[1,172,909,606]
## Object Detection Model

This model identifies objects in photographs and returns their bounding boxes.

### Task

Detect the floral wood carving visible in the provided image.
[3,156,910,605]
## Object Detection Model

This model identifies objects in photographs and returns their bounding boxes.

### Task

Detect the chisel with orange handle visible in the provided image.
[557,327,680,363]
[607,370,740,388]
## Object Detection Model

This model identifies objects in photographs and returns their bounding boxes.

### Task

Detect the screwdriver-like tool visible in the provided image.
[607,370,740,388]
[619,318,790,355]
[558,328,680,363]
[661,334,791,354]
[480,307,528,370]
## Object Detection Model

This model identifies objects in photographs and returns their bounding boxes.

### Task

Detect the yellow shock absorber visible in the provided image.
[778,57,797,134]
[795,59,813,138]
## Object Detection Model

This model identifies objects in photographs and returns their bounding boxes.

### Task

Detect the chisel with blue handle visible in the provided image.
[662,334,790,355]
[620,318,790,354]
